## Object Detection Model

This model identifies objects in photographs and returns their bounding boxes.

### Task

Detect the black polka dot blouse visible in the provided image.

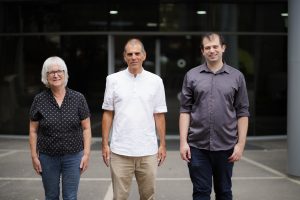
[29,88,90,156]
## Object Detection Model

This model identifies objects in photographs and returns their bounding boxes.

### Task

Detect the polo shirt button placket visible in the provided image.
[133,77,137,98]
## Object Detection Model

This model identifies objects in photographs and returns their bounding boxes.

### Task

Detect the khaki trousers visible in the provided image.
[110,153,157,200]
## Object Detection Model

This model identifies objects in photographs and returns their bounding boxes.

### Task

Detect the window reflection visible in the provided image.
[0,2,287,33]
[0,1,287,136]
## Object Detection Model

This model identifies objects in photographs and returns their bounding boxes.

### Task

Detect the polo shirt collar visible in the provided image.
[125,67,145,78]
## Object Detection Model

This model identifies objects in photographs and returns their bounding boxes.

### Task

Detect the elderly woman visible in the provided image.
[29,56,91,200]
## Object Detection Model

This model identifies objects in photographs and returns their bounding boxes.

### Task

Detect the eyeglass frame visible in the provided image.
[47,70,65,76]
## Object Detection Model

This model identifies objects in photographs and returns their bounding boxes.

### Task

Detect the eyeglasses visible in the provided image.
[47,70,64,76]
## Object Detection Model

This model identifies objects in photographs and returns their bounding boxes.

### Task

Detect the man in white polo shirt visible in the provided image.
[101,38,167,200]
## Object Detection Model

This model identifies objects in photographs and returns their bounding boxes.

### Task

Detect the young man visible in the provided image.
[179,33,249,200]
[102,38,167,200]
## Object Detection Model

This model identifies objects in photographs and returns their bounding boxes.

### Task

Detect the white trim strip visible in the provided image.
[242,156,300,185]
[0,150,18,158]
[103,183,113,200]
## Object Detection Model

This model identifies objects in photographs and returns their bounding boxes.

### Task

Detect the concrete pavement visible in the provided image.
[0,136,300,200]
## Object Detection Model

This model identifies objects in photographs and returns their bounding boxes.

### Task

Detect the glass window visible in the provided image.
[1,2,287,33]
[0,35,107,135]
[159,36,200,134]
[159,3,287,32]
[251,36,287,135]
[0,1,288,136]
[159,34,287,136]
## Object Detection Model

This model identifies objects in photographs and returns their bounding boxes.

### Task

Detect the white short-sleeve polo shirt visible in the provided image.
[102,68,167,156]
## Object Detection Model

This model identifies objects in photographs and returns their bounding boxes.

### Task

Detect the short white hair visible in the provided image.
[41,56,69,88]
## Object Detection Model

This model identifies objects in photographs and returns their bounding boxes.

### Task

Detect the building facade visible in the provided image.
[0,0,287,136]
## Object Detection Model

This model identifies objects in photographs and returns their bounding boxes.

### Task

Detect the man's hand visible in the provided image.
[180,142,191,162]
[102,145,111,167]
[228,143,244,162]
[157,145,166,166]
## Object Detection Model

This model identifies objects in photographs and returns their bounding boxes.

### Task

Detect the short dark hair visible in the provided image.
[200,32,226,50]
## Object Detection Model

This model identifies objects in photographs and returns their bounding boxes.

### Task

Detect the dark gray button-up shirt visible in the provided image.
[180,63,250,151]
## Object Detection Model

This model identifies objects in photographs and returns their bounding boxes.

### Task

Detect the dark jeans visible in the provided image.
[188,147,234,200]
[39,151,83,200]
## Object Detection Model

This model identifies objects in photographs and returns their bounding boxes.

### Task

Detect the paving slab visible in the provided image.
[0,137,300,200]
